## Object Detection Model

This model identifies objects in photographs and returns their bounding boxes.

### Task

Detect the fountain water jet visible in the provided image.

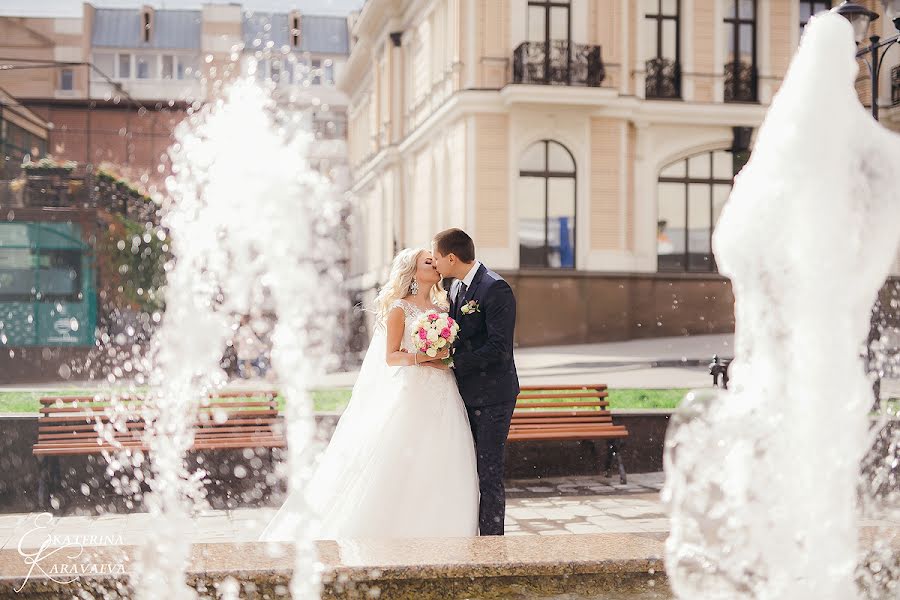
[663,13,900,600]
[130,78,344,599]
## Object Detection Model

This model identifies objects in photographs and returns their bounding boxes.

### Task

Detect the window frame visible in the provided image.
[657,149,742,273]
[518,139,577,270]
[644,0,682,99]
[799,0,832,34]
[723,0,758,103]
[59,68,74,91]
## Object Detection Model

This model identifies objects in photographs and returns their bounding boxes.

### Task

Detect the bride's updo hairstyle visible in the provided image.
[373,248,447,326]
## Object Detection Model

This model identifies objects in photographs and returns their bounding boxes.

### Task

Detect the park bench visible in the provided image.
[33,390,284,507]
[709,354,733,388]
[508,384,629,484]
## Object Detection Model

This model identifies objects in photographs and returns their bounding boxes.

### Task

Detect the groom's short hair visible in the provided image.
[433,228,475,263]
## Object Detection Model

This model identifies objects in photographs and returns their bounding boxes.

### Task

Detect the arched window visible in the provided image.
[518,140,576,269]
[657,149,745,272]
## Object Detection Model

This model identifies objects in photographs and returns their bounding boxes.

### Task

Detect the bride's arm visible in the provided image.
[385,307,449,366]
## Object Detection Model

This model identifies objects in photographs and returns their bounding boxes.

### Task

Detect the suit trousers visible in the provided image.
[465,401,516,535]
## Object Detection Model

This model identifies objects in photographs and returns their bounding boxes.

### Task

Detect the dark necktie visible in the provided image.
[458,282,468,302]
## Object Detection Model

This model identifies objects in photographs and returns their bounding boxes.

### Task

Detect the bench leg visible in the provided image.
[607,440,627,485]
[37,457,49,510]
[49,456,61,510]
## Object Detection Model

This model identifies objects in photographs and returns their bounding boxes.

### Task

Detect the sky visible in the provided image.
[0,0,366,17]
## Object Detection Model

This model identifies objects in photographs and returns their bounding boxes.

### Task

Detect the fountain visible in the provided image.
[127,77,345,598]
[663,12,900,600]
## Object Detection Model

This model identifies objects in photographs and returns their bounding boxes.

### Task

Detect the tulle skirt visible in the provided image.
[259,364,479,541]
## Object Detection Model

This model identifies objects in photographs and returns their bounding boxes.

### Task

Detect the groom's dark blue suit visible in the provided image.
[449,263,519,536]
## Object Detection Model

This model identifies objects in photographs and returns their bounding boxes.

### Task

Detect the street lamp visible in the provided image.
[833,0,900,119]
[833,0,900,404]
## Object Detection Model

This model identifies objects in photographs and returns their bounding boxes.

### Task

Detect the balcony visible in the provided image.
[724,61,758,103]
[512,41,605,87]
[892,65,900,106]
[645,57,681,100]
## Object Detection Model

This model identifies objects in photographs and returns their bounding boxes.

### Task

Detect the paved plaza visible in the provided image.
[0,474,671,549]
[3,471,897,550]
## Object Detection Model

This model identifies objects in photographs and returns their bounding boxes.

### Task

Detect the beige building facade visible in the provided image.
[341,0,900,346]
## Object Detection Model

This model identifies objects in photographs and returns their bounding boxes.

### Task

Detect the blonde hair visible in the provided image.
[373,248,447,326]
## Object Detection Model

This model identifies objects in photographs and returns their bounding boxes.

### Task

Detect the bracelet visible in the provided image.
[414,353,418,366]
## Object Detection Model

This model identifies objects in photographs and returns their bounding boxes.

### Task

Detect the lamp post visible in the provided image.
[832,0,900,405]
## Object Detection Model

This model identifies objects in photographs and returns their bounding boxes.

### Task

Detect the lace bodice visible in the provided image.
[391,299,446,352]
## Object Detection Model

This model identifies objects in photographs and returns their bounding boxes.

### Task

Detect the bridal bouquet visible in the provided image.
[412,311,460,362]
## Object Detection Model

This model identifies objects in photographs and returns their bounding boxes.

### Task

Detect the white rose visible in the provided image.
[426,347,438,357]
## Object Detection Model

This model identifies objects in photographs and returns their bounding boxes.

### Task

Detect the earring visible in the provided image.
[410,278,419,296]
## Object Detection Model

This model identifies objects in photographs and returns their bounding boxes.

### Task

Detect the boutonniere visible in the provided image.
[460,300,481,315]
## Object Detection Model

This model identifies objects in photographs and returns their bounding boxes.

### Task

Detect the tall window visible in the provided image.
[527,0,571,45]
[135,55,156,79]
[59,68,73,91]
[644,0,681,99]
[657,149,746,272]
[724,0,757,103]
[800,1,831,35]
[518,140,576,269]
[118,53,132,79]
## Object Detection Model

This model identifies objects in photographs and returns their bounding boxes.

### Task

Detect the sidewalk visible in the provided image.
[4,332,898,395]
[4,472,898,548]
[1,474,671,549]
[1,334,734,391]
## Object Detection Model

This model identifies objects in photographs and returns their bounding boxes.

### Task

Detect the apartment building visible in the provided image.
[0,2,352,181]
[341,0,900,346]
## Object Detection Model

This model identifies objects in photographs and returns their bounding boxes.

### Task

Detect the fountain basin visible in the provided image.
[0,533,670,599]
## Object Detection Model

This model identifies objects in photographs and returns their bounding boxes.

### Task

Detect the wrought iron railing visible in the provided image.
[724,60,758,103]
[892,65,900,106]
[512,41,605,87]
[645,57,681,99]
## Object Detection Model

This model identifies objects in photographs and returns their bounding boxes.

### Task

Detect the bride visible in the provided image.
[260,248,480,541]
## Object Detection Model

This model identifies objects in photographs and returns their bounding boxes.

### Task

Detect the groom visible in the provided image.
[431,228,519,536]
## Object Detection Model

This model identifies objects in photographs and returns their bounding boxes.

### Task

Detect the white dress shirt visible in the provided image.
[459,260,481,289]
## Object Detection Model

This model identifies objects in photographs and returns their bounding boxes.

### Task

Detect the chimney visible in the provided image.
[290,11,302,49]
[141,5,154,44]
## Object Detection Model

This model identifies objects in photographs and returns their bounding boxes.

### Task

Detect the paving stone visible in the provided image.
[564,522,604,534]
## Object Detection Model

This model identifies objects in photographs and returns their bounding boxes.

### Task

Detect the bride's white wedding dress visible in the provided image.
[259,299,479,541]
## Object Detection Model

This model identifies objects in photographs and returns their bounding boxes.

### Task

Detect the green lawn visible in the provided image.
[0,387,688,413]
[1,388,896,414]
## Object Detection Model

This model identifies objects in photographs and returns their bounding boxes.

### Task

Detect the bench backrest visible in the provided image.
[36,391,281,447]
[514,384,609,414]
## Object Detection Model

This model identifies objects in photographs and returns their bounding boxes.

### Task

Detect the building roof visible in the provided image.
[92,8,202,50]
[242,12,349,55]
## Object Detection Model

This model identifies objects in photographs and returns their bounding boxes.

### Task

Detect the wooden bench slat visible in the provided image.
[508,429,629,442]
[39,424,279,441]
[37,411,279,424]
[513,401,608,409]
[34,432,284,447]
[516,392,608,400]
[511,418,612,427]
[518,385,608,391]
[34,437,286,455]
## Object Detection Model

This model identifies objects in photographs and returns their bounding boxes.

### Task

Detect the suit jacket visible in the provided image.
[449,264,520,408]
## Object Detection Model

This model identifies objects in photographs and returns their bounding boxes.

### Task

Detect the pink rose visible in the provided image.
[440,327,451,339]
[418,329,427,340]
[428,313,439,321]
[447,317,455,326]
